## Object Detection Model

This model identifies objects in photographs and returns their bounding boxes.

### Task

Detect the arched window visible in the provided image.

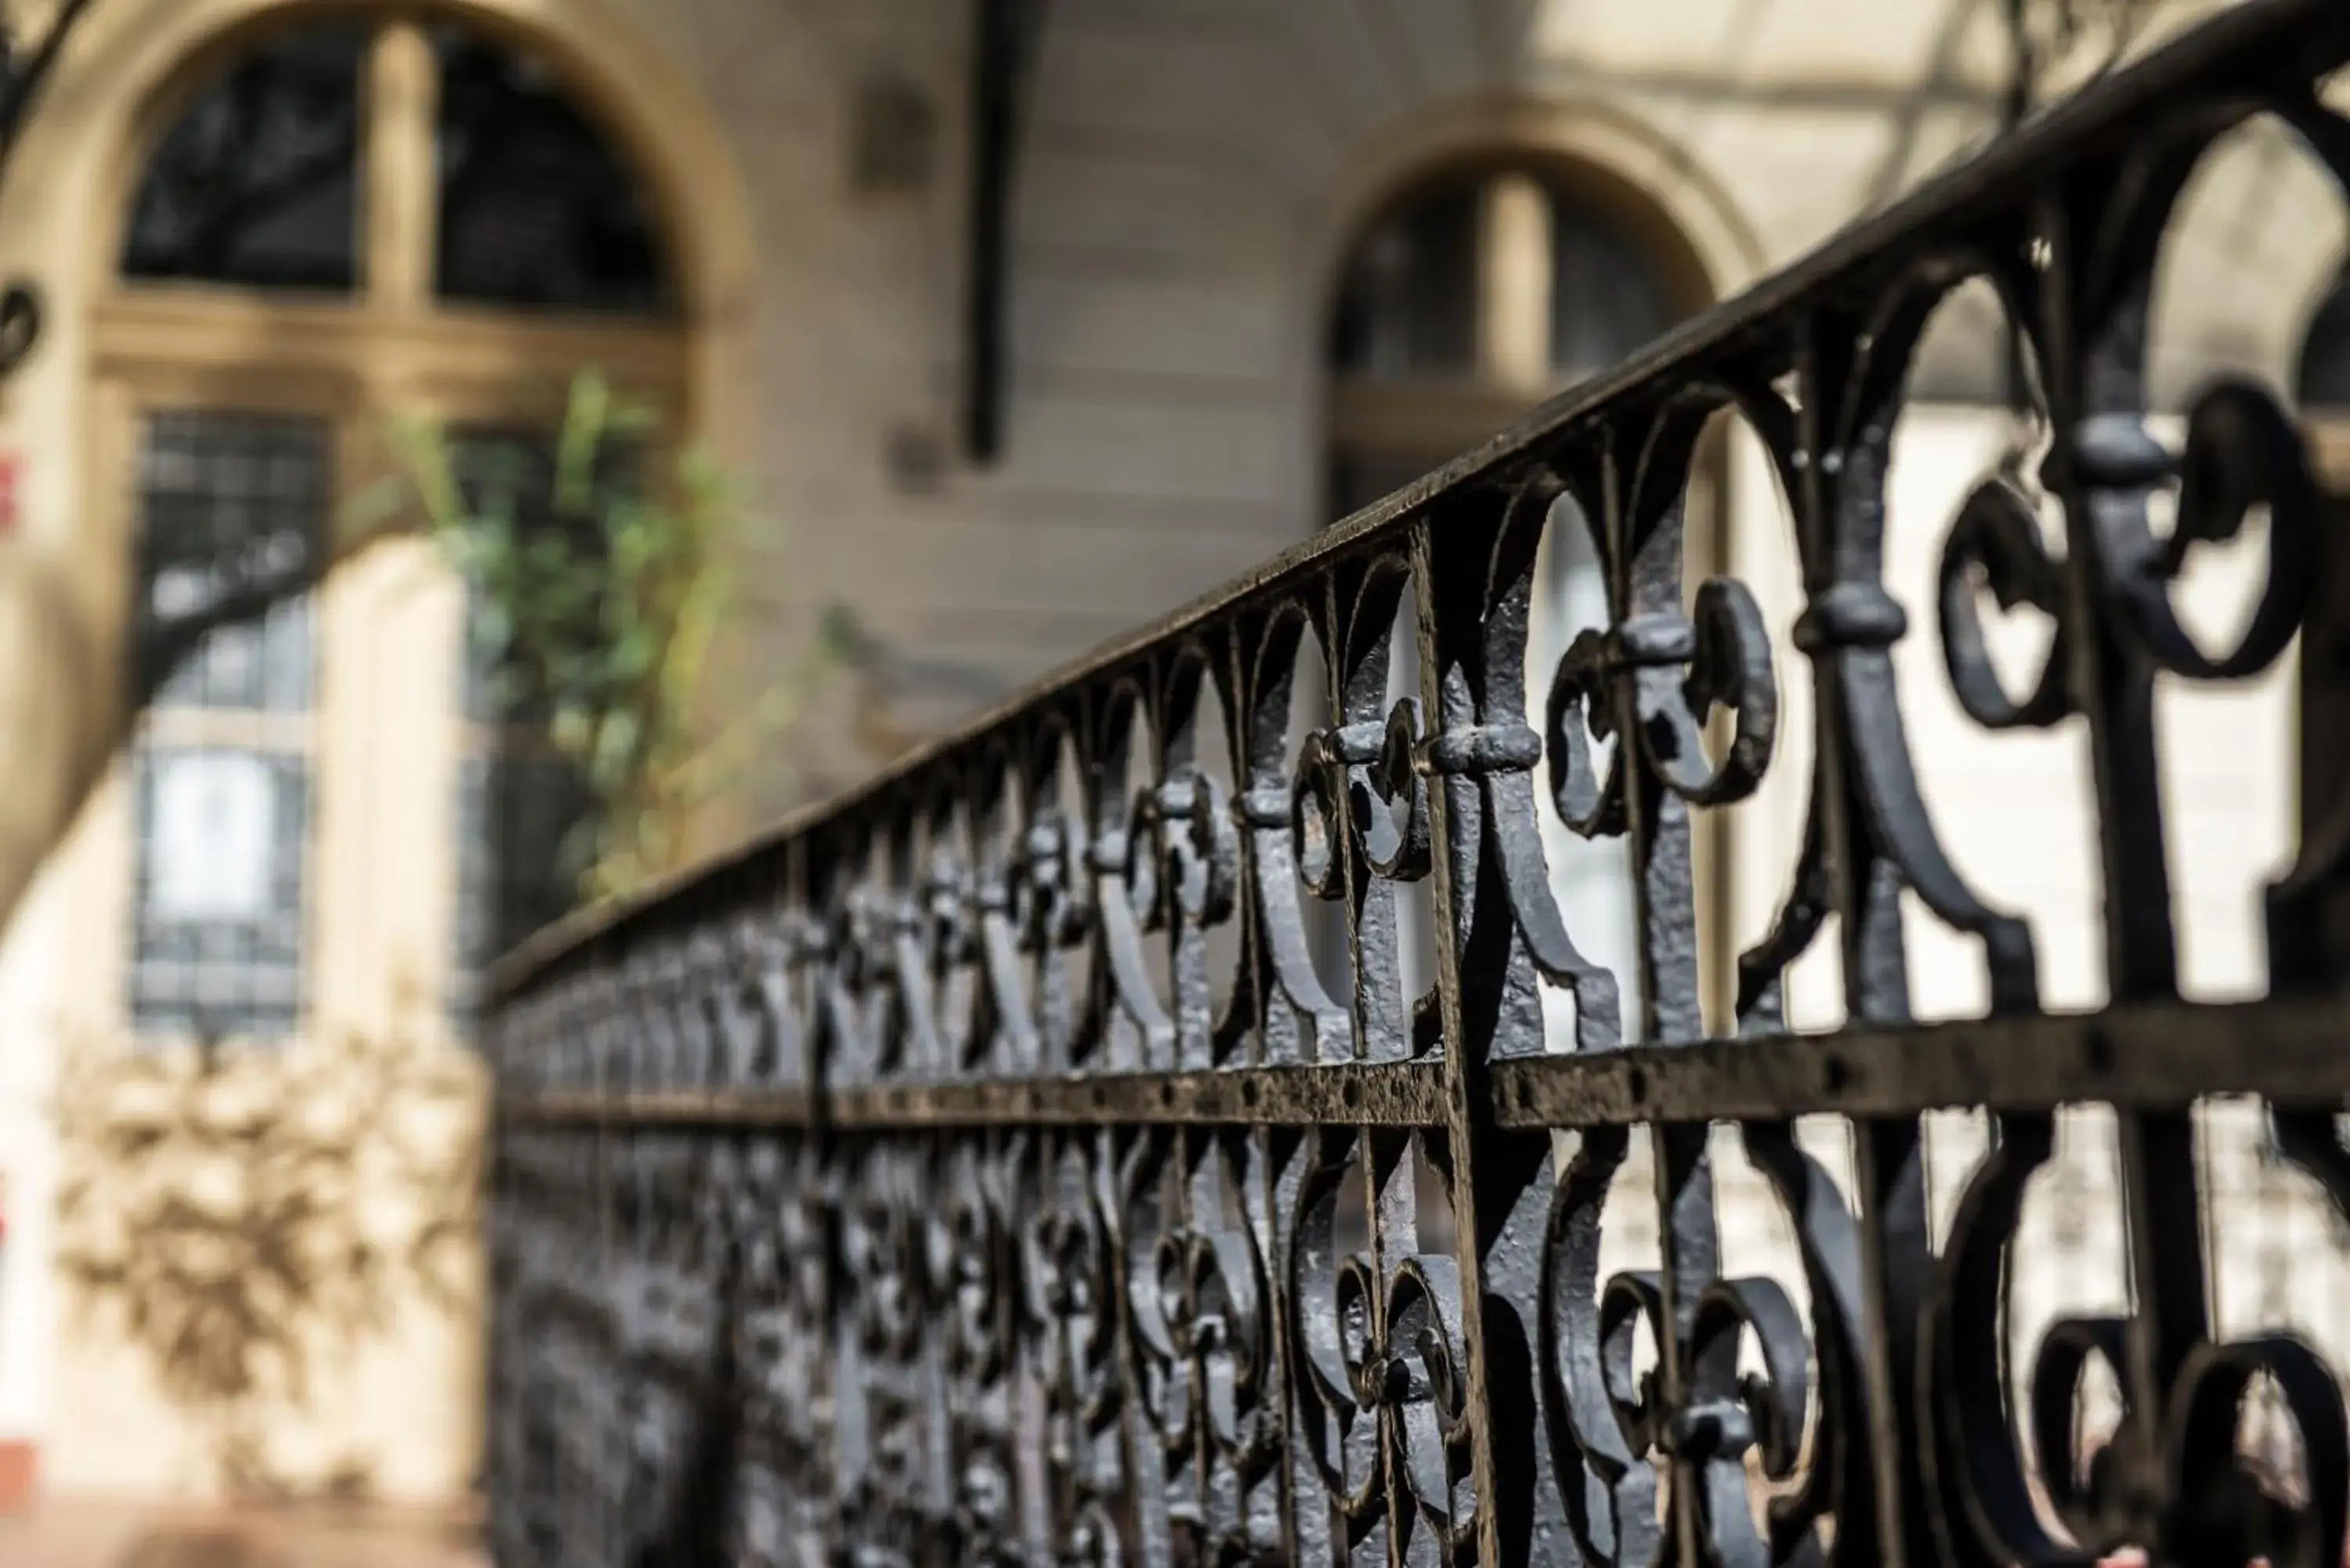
[105,14,685,1041]
[1324,161,1690,1034]
[1327,164,1678,515]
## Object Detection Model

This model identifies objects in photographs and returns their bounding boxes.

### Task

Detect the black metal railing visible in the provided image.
[483,2,2350,1563]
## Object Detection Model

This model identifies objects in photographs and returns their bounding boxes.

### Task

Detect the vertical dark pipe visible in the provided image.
[964,0,1018,463]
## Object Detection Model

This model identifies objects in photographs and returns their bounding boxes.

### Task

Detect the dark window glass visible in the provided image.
[450,751,593,1022]
[136,410,326,710]
[122,27,365,291]
[128,412,324,1042]
[1329,170,1679,385]
[434,27,671,315]
[130,747,309,1039]
[2300,272,2350,408]
[445,426,606,1024]
[1329,179,1482,378]
[1549,199,1674,381]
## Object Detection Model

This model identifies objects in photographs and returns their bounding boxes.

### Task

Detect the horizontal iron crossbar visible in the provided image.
[495,995,2350,1133]
[499,1059,1451,1129]
[1491,995,2350,1126]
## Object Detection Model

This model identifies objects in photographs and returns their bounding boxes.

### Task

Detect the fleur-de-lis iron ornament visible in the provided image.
[1289,1130,1480,1562]
[479,4,2350,1563]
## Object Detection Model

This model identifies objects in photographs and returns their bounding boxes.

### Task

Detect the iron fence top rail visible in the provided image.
[486,0,2349,1009]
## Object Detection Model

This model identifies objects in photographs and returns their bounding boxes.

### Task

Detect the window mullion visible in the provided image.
[364,21,438,312]
[1479,173,1554,396]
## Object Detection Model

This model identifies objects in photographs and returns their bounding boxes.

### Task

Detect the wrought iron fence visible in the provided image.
[483,1,2350,1562]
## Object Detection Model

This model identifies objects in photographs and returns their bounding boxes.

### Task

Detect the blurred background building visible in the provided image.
[0,0,2337,1540]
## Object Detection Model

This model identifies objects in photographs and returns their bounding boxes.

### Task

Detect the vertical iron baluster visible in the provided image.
[2042,164,2208,1558]
[1798,303,1947,1568]
[1415,486,1543,1568]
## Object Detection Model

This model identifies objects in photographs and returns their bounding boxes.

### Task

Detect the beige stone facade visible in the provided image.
[0,0,2340,1516]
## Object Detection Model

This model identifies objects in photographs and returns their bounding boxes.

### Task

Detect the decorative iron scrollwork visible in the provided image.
[480,5,2350,1562]
[1547,576,1777,833]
